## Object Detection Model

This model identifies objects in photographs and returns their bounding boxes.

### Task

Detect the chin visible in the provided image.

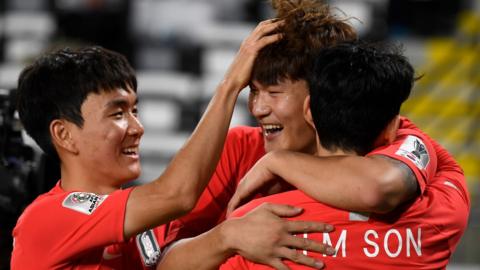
[120,169,141,183]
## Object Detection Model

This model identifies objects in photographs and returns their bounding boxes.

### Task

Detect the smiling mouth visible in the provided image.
[122,146,139,156]
[263,124,284,137]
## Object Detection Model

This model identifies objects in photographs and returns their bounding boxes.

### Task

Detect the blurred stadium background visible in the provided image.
[0,0,478,269]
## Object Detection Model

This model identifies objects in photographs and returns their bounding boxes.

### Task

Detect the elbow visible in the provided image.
[361,192,395,214]
[174,191,198,216]
[361,175,401,214]
[159,185,198,218]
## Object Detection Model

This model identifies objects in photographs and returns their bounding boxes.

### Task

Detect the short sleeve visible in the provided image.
[367,130,437,193]
[11,187,133,268]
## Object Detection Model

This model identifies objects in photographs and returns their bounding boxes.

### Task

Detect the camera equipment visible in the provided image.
[0,88,39,269]
[0,88,36,216]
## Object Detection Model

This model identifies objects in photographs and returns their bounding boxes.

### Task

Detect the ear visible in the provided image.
[303,95,316,130]
[50,119,79,155]
[374,115,400,146]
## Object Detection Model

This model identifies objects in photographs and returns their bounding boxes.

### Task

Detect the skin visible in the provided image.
[49,19,296,239]
[43,19,332,270]
[157,18,421,270]
[156,21,335,270]
[228,88,419,215]
[56,88,143,194]
[249,80,316,155]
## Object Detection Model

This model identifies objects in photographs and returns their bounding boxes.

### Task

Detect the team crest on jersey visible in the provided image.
[395,135,429,170]
[136,229,161,267]
[62,192,108,215]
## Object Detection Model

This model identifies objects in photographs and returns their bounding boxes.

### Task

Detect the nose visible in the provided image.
[249,92,271,118]
[127,114,144,137]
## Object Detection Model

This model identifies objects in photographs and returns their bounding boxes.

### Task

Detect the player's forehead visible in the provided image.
[250,79,308,92]
[82,87,137,112]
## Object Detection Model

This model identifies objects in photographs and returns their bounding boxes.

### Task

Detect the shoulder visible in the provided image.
[227,126,263,142]
[223,126,264,162]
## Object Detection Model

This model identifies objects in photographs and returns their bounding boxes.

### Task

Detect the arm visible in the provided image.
[157,203,334,270]
[124,20,284,238]
[229,150,418,215]
[163,127,263,246]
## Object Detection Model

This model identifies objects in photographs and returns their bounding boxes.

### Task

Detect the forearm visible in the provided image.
[157,222,234,270]
[159,81,241,206]
[124,19,284,238]
[267,151,411,213]
[125,83,241,236]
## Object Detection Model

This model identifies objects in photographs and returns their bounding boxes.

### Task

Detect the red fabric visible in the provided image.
[160,118,448,249]
[220,119,469,270]
[221,168,468,269]
[161,126,266,247]
[10,182,149,270]
[368,117,438,193]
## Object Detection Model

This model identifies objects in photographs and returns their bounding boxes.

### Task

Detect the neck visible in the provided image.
[59,162,120,195]
[316,146,357,157]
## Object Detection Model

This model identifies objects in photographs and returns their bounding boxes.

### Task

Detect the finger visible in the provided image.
[285,220,334,234]
[269,258,291,270]
[251,20,284,40]
[226,195,240,217]
[278,247,325,269]
[282,234,335,256]
[264,203,303,217]
[256,33,283,49]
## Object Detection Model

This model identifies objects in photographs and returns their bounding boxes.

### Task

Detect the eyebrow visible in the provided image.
[105,97,139,109]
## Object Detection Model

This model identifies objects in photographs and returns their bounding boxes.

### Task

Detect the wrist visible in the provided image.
[214,219,239,258]
[218,78,245,95]
[265,150,288,172]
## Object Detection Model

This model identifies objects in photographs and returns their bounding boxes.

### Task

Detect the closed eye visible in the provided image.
[111,111,124,119]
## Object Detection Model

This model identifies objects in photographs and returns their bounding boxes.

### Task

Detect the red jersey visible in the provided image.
[160,117,449,248]
[220,123,469,269]
[11,182,161,269]
[162,126,266,246]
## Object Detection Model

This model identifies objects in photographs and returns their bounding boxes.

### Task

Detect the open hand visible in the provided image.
[223,203,335,270]
[221,19,284,93]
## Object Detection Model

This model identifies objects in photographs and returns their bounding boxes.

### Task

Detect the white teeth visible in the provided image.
[122,147,138,155]
[263,124,283,135]
[264,124,282,130]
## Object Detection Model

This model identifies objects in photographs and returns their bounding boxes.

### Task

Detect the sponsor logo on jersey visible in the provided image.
[395,135,429,170]
[62,192,108,215]
[103,246,122,260]
[136,229,161,267]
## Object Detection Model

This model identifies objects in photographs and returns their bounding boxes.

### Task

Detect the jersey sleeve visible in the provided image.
[367,129,437,193]
[11,187,133,268]
[163,127,264,248]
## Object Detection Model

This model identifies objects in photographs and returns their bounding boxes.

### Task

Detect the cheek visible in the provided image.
[247,99,254,114]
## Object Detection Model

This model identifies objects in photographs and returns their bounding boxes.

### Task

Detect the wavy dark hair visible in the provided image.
[252,0,357,85]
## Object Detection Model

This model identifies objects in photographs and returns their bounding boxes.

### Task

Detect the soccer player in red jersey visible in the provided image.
[156,1,468,270]
[219,41,469,270]
[11,21,334,269]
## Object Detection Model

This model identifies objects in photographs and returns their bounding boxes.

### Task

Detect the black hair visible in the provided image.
[308,41,414,155]
[17,46,137,157]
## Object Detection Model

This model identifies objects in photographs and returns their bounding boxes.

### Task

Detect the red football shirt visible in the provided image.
[219,122,469,269]
[11,183,161,269]
[160,117,448,249]
[162,126,266,246]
